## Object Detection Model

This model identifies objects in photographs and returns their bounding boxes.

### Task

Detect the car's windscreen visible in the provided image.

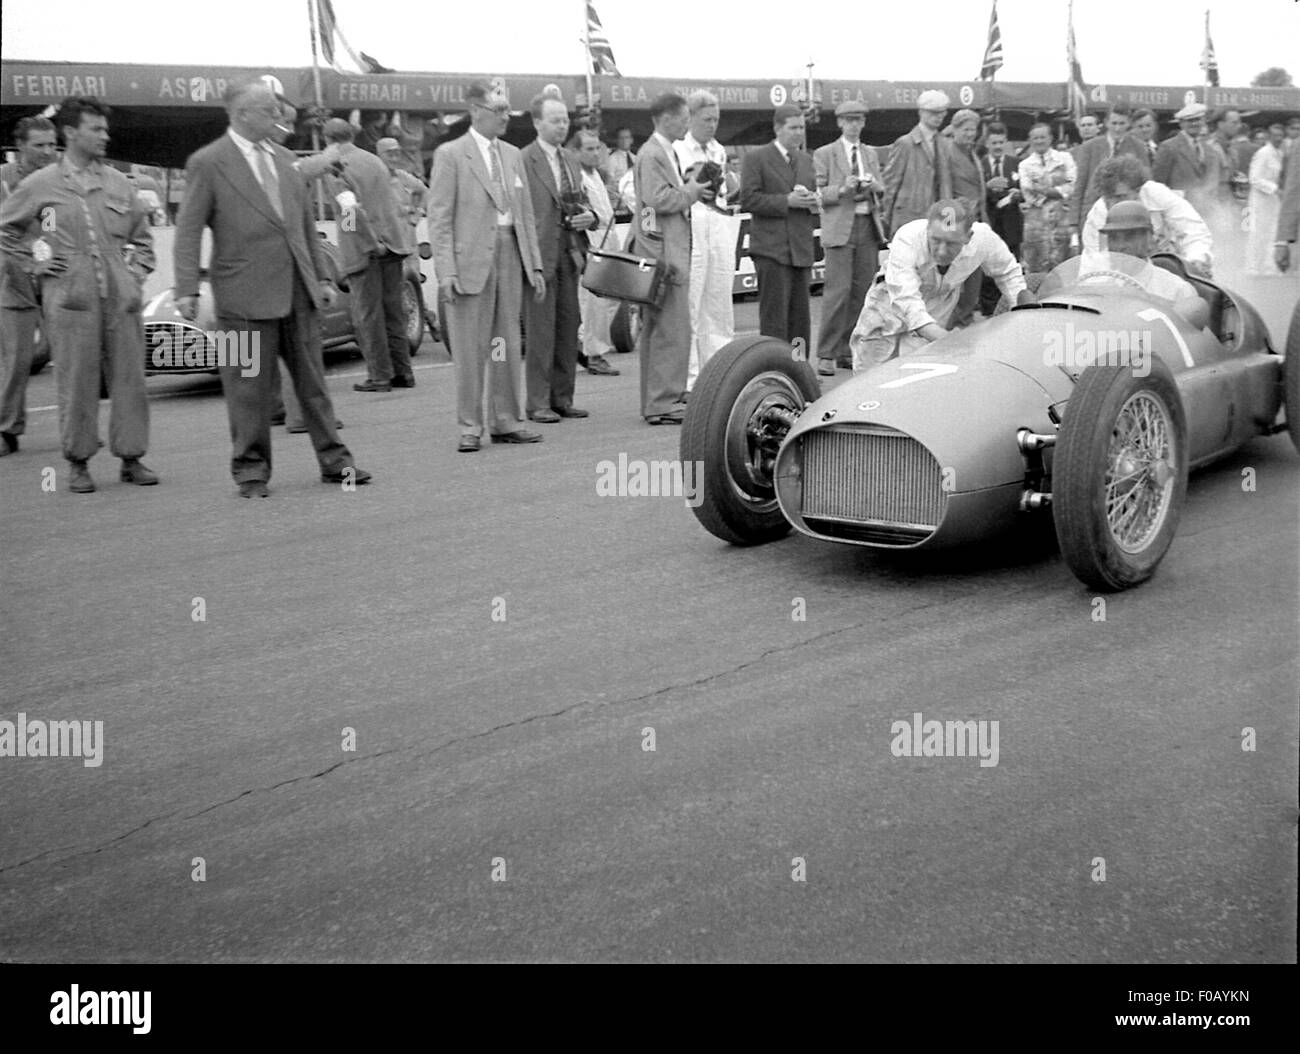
[1038,252,1161,298]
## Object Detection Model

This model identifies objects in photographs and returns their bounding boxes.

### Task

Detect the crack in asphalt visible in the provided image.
[0,587,1030,877]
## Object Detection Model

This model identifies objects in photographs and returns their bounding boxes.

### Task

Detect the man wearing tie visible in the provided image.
[632,92,708,425]
[521,94,599,424]
[429,82,547,452]
[1154,103,1223,221]
[979,121,1023,315]
[175,82,367,497]
[1069,104,1146,237]
[813,100,884,376]
[740,104,820,357]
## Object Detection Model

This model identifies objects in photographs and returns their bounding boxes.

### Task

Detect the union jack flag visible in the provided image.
[1066,0,1087,122]
[979,0,1004,80]
[586,2,622,77]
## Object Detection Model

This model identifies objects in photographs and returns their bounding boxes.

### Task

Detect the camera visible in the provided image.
[559,188,589,230]
[693,160,724,199]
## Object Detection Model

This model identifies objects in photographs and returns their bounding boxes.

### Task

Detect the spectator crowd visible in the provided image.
[1,83,1298,494]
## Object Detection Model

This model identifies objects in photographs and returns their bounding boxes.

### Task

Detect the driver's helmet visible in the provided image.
[1099,200,1153,233]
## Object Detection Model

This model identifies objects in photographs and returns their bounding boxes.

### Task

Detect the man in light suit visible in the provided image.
[813,100,884,376]
[632,92,708,425]
[741,104,819,357]
[1154,102,1223,221]
[1273,134,1300,273]
[520,93,599,425]
[429,82,546,452]
[1068,104,1147,234]
[882,90,954,238]
[175,82,368,497]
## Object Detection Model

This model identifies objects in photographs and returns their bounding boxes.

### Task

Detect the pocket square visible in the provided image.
[514,175,524,188]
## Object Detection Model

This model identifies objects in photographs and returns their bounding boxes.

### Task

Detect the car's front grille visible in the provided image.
[144,322,217,372]
[800,426,945,544]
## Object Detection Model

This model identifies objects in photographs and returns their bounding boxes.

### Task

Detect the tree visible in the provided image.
[1251,67,1293,87]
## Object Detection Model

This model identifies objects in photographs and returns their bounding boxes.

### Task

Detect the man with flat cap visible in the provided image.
[813,99,884,376]
[882,89,954,238]
[1154,102,1223,221]
[740,103,819,358]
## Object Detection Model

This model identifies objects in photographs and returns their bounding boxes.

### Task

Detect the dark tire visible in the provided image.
[402,276,424,354]
[680,335,820,546]
[610,301,640,353]
[1284,298,1300,454]
[1053,357,1188,591]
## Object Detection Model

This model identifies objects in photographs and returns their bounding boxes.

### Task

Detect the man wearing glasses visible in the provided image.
[428,83,546,452]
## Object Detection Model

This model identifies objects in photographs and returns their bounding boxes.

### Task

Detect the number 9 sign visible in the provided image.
[770,84,787,106]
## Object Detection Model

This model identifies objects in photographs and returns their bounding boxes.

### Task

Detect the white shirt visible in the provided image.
[580,166,618,249]
[1082,180,1213,268]
[537,138,565,190]
[852,220,1026,342]
[469,126,512,225]
[1017,148,1077,208]
[674,132,729,213]
[840,137,872,215]
[227,128,279,192]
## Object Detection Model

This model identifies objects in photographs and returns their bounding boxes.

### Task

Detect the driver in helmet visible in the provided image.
[1083,200,1202,310]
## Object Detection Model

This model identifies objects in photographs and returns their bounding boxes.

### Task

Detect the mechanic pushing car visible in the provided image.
[848,197,1033,372]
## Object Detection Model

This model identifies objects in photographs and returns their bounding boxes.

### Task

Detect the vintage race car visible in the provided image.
[682,252,1299,591]
[139,233,425,376]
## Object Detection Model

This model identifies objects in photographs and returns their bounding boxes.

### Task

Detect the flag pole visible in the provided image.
[307,0,325,218]
[583,0,594,120]
[1203,9,1211,106]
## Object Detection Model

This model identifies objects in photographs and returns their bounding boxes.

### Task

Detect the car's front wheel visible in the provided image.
[680,335,820,546]
[1054,357,1188,591]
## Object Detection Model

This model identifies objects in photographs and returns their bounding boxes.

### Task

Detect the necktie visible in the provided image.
[489,141,506,209]
[256,146,283,220]
[559,153,576,197]
[850,145,860,178]
[789,152,797,177]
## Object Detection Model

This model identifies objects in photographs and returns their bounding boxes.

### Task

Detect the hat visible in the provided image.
[1099,200,1154,232]
[1174,102,1208,122]
[917,90,951,112]
[835,100,868,117]
[375,137,401,153]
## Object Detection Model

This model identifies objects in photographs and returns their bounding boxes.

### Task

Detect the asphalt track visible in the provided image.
[1,287,1296,963]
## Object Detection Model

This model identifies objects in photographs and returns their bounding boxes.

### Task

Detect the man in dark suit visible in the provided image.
[882,90,954,238]
[741,104,819,357]
[520,94,599,424]
[1069,103,1147,235]
[978,121,1023,315]
[318,118,416,393]
[632,93,708,425]
[429,82,547,452]
[813,100,884,375]
[175,81,369,498]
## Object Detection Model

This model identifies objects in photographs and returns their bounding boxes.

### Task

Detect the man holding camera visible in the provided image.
[673,90,740,392]
[813,99,884,376]
[521,94,599,424]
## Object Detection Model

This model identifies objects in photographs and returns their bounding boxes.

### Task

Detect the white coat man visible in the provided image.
[572,129,620,368]
[673,91,740,391]
[850,198,1030,371]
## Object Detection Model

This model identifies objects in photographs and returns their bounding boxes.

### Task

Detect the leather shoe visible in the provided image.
[817,360,836,377]
[528,409,562,424]
[270,412,286,426]
[237,480,269,498]
[490,429,543,444]
[68,461,96,493]
[390,375,416,388]
[457,434,481,453]
[584,355,620,376]
[0,431,18,455]
[552,406,589,418]
[646,411,685,425]
[287,420,343,433]
[353,380,392,392]
[119,459,159,485]
[321,466,372,485]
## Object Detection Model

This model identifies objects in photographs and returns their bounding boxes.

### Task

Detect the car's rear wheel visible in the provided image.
[403,276,424,354]
[1283,298,1300,454]
[680,335,819,546]
[611,302,639,353]
[1054,357,1188,591]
